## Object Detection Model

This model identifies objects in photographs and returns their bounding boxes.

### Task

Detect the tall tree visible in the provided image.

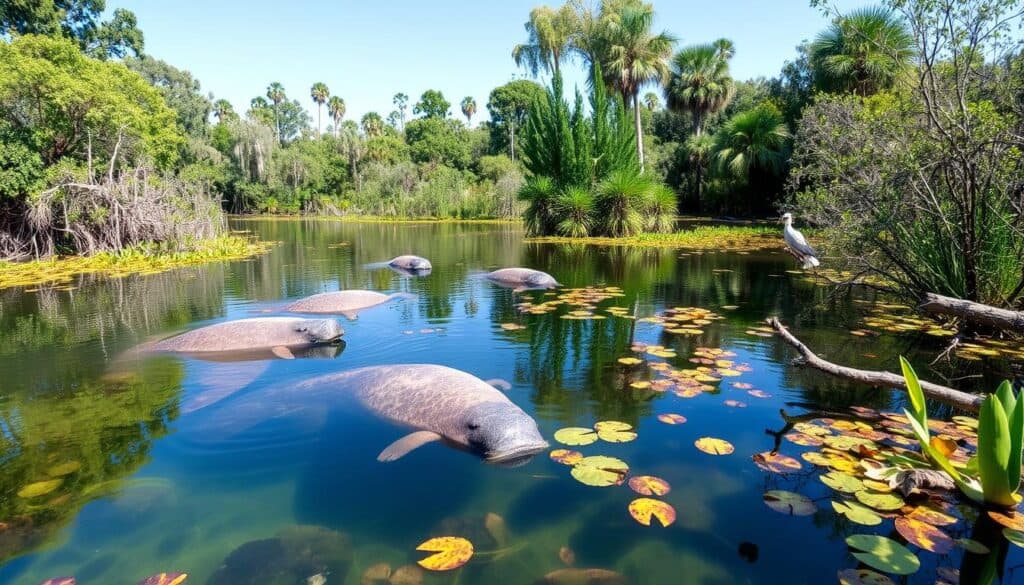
[713,103,790,184]
[361,112,384,137]
[487,80,546,161]
[0,1,144,59]
[413,90,450,118]
[327,96,346,137]
[643,92,659,110]
[393,92,408,131]
[125,56,211,138]
[666,39,736,136]
[310,82,329,136]
[512,4,578,76]
[592,2,675,169]
[213,99,234,124]
[460,96,477,127]
[809,6,913,96]
[266,82,286,142]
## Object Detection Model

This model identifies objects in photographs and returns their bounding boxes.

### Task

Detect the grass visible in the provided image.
[0,236,275,290]
[525,225,783,251]
[230,214,520,225]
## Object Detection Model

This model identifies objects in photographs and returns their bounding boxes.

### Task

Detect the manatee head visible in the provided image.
[294,319,345,344]
[461,402,549,466]
[407,256,432,270]
[525,271,560,289]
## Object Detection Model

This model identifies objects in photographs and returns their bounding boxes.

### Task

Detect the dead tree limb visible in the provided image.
[767,317,983,413]
[918,293,1024,333]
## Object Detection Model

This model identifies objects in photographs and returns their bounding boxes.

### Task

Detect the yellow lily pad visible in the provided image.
[570,456,629,487]
[695,437,734,455]
[628,498,676,527]
[415,536,474,571]
[18,479,63,499]
[554,427,598,446]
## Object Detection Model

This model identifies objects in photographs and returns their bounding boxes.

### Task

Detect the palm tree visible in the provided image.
[327,96,346,137]
[266,82,286,141]
[809,6,913,96]
[512,4,578,77]
[683,133,715,204]
[361,112,384,138]
[642,92,659,110]
[596,3,675,170]
[460,97,477,127]
[212,99,234,123]
[713,103,790,182]
[393,92,408,131]
[666,40,736,136]
[310,82,330,136]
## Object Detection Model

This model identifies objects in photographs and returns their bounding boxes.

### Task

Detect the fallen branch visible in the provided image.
[767,317,983,413]
[918,293,1024,333]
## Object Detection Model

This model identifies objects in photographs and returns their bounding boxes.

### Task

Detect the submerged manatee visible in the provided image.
[284,290,413,319]
[258,364,549,464]
[388,255,432,271]
[150,317,343,356]
[486,267,561,292]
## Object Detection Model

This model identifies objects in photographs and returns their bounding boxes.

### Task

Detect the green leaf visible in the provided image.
[899,357,927,433]
[979,395,1016,507]
[904,408,963,482]
[996,380,1016,415]
[1005,383,1024,493]
[832,500,883,526]
[1005,528,1024,548]
[845,534,920,575]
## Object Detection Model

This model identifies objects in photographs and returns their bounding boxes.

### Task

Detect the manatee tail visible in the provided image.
[802,256,820,270]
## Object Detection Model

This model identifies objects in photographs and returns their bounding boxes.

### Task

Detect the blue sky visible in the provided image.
[122,0,861,124]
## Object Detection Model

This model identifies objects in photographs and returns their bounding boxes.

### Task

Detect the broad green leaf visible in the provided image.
[1005,528,1024,548]
[855,490,904,511]
[554,427,598,446]
[845,535,920,575]
[18,479,63,498]
[570,456,629,487]
[979,395,1015,507]
[820,471,864,494]
[899,357,926,433]
[831,500,882,526]
[763,490,816,516]
[1005,384,1024,492]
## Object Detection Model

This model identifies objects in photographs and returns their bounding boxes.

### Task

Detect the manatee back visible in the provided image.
[152,318,310,352]
[486,268,535,283]
[285,290,389,314]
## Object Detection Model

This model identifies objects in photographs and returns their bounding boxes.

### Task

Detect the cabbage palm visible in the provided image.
[642,92,659,110]
[666,40,736,136]
[460,96,477,127]
[327,96,346,137]
[266,82,286,141]
[713,103,790,181]
[684,133,715,203]
[598,3,675,170]
[809,6,913,96]
[555,187,595,237]
[512,4,578,77]
[310,82,329,135]
[519,176,558,236]
[595,170,652,237]
[645,184,677,233]
[361,112,384,138]
[212,99,234,123]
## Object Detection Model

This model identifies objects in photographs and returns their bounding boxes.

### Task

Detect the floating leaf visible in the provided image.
[570,456,629,487]
[628,476,671,496]
[134,574,187,585]
[752,452,802,474]
[763,490,816,516]
[831,500,882,526]
[554,427,598,446]
[894,517,953,553]
[415,536,474,571]
[628,498,676,527]
[500,323,526,331]
[695,437,734,455]
[837,568,895,585]
[724,400,747,408]
[732,382,753,389]
[786,433,823,447]
[18,479,63,499]
[1005,528,1024,548]
[907,506,957,527]
[820,471,864,494]
[952,415,978,430]
[657,413,687,425]
[793,422,830,437]
[617,357,642,366]
[595,421,637,443]
[549,449,583,466]
[855,490,904,511]
[929,436,958,458]
[845,535,920,575]
[988,510,1024,530]
[47,462,81,477]
[956,538,991,554]
[748,390,771,399]
[40,579,76,585]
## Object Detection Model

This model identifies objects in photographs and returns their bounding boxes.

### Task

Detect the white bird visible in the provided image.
[781,212,820,269]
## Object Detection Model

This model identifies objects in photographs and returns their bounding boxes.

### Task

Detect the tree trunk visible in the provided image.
[317,105,322,136]
[767,317,983,412]
[634,94,644,171]
[918,293,1024,333]
[510,119,516,162]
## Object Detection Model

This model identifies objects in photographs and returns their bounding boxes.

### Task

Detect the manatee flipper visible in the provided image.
[377,430,443,462]
[484,378,512,391]
[341,311,359,321]
[271,346,296,360]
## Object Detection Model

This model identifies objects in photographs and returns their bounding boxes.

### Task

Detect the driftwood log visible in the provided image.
[767,317,983,413]
[918,293,1024,333]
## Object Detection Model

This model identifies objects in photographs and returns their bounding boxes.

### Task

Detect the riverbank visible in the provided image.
[230,214,521,225]
[0,236,274,290]
[526,225,782,251]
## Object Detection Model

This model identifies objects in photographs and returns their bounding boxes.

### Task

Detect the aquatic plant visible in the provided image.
[900,357,1023,508]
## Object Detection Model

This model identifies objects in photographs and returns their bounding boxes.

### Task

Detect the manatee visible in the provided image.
[486,267,561,292]
[230,364,548,465]
[284,290,413,319]
[150,317,344,357]
[389,255,432,271]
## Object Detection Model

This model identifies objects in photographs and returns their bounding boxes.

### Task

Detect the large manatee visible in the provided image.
[284,290,413,319]
[388,255,432,271]
[215,365,549,465]
[485,267,561,292]
[151,317,344,358]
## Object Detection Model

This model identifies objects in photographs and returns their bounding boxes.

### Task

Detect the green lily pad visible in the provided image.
[832,500,883,526]
[837,568,895,585]
[957,538,991,554]
[18,479,63,499]
[763,490,816,516]
[570,456,629,487]
[594,421,637,443]
[820,471,865,494]
[554,427,598,446]
[1006,528,1024,548]
[845,535,920,575]
[47,462,82,477]
[855,490,904,511]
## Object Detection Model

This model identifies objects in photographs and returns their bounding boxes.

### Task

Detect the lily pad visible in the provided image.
[415,536,474,571]
[724,399,747,408]
[752,452,802,474]
[617,357,642,366]
[628,476,671,496]
[748,390,771,399]
[47,462,81,477]
[837,568,895,585]
[594,421,637,443]
[18,479,63,499]
[570,456,629,487]
[628,498,676,527]
[657,413,687,425]
[786,433,824,447]
[988,510,1024,530]
[831,500,883,526]
[894,517,953,553]
[135,574,187,585]
[844,535,920,575]
[40,579,76,585]
[855,490,904,511]
[695,437,734,455]
[1005,528,1024,548]
[549,449,583,466]
[956,538,991,554]
[554,427,598,446]
[763,490,816,516]
[907,506,957,527]
[820,471,864,494]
